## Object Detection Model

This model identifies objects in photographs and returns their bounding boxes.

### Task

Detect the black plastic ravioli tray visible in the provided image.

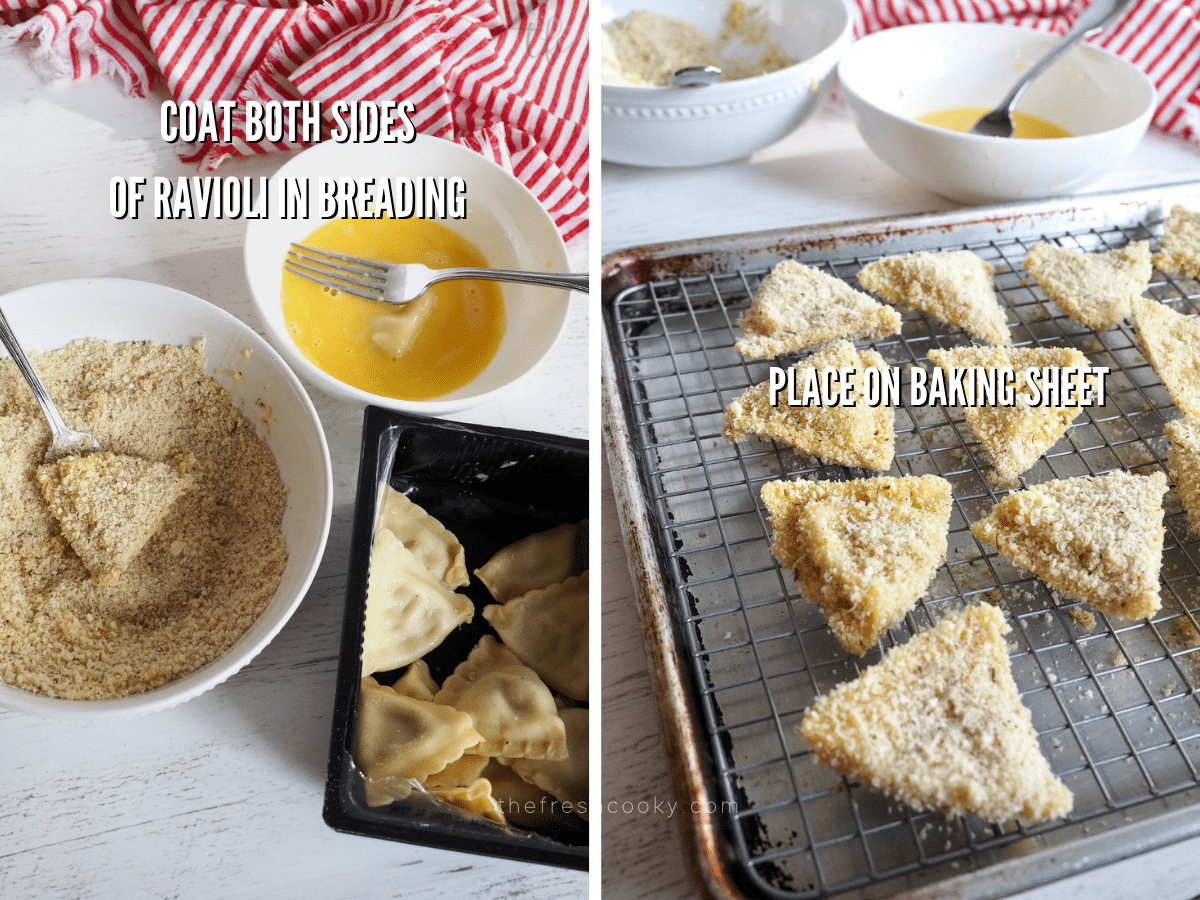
[323,405,589,870]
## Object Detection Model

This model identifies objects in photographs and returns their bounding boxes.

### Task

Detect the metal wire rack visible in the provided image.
[604,197,1200,900]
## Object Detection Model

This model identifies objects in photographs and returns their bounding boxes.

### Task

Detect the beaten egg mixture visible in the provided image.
[281,217,505,400]
[918,107,1070,139]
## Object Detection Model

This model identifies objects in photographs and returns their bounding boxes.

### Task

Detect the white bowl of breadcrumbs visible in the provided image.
[0,278,332,718]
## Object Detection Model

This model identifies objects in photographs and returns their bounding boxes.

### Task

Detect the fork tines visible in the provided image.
[284,243,387,301]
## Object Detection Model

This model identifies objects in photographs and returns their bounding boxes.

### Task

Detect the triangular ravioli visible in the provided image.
[433,635,567,760]
[355,675,484,785]
[475,520,586,603]
[735,259,901,359]
[1133,297,1200,417]
[391,659,439,702]
[482,759,585,832]
[801,604,1073,823]
[376,484,469,588]
[429,777,506,824]
[1023,241,1151,332]
[761,475,952,654]
[361,527,474,676]
[425,753,489,790]
[857,250,1011,345]
[482,571,589,701]
[722,340,895,471]
[1153,204,1200,279]
[970,470,1166,619]
[507,706,590,821]
[927,346,1091,483]
[36,451,194,585]
[1166,416,1200,536]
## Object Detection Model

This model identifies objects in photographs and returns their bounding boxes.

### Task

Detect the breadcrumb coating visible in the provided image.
[927,345,1091,482]
[735,260,901,359]
[1166,416,1200,537]
[1153,204,1200,279]
[1024,241,1151,332]
[761,475,952,654]
[970,470,1166,619]
[801,604,1073,823]
[722,340,895,470]
[1133,296,1200,417]
[858,250,1011,345]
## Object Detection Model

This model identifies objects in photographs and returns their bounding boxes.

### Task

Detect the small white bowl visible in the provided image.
[601,0,854,167]
[244,136,571,416]
[0,278,332,719]
[837,22,1156,204]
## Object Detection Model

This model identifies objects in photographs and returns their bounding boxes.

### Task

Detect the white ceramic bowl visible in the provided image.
[244,136,571,416]
[601,0,854,167]
[0,278,332,719]
[837,22,1156,204]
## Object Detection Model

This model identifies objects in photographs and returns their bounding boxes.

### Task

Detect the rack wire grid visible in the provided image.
[605,209,1200,900]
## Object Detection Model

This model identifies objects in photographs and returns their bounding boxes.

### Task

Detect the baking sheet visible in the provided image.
[601,183,1200,900]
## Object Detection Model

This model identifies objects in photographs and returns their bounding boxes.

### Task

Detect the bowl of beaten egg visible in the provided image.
[244,137,572,416]
[837,22,1155,204]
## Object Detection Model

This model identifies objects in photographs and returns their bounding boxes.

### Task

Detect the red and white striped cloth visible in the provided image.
[0,0,589,243]
[850,0,1200,146]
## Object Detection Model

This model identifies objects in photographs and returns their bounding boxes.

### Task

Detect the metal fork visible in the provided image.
[968,0,1135,138]
[284,243,589,304]
[0,304,100,462]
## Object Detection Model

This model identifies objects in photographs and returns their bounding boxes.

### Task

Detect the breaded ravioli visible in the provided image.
[801,604,1073,823]
[857,249,1011,345]
[1133,296,1200,417]
[1153,204,1200,279]
[970,470,1166,619]
[735,259,901,359]
[35,451,194,585]
[1166,416,1200,537]
[761,475,952,654]
[722,340,895,470]
[1024,240,1151,332]
[927,345,1092,483]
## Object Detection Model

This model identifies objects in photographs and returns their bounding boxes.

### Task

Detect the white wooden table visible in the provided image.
[0,47,589,899]
[601,101,1200,899]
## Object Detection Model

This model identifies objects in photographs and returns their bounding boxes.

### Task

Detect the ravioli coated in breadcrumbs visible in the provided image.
[1153,204,1200,279]
[927,345,1091,483]
[857,250,1011,345]
[1166,416,1200,537]
[735,259,901,359]
[1024,241,1151,332]
[801,604,1073,823]
[761,475,952,654]
[35,451,194,586]
[1133,296,1200,417]
[971,470,1166,619]
[722,340,895,470]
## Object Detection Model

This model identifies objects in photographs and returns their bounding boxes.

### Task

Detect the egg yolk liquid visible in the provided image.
[281,218,505,400]
[917,107,1071,139]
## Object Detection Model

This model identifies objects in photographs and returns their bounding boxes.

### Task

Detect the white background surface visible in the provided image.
[0,45,589,899]
[600,97,1200,899]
